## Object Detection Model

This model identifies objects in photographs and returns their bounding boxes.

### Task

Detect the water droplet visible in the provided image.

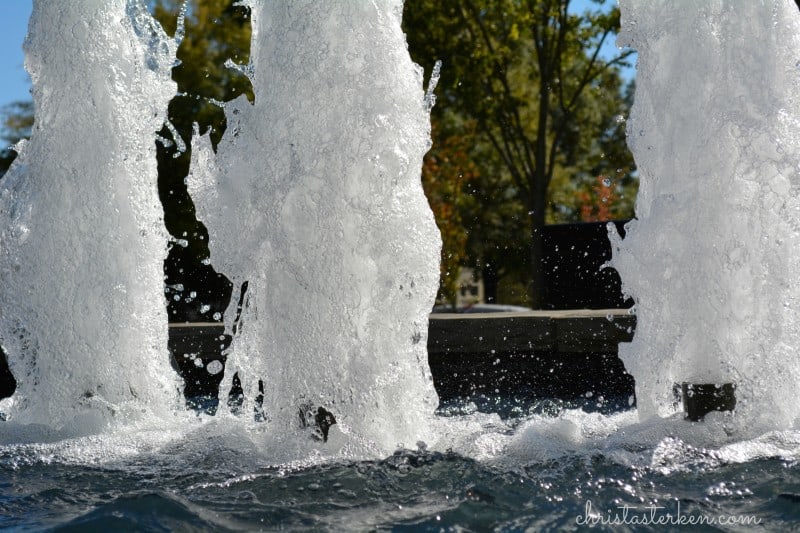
[207,360,223,375]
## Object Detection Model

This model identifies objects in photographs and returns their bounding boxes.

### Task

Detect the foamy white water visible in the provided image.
[188,1,442,453]
[0,0,179,429]
[611,0,800,432]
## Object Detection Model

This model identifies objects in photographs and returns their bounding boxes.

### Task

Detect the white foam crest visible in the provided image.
[3,404,799,482]
[0,411,417,472]
[611,0,800,431]
[429,407,800,474]
[188,1,442,454]
[0,0,180,431]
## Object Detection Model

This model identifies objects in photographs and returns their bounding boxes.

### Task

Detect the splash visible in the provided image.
[188,1,442,453]
[0,0,179,430]
[611,0,800,431]
[2,2,800,497]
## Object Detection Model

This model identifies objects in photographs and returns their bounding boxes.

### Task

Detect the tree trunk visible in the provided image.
[482,263,499,303]
[526,171,549,308]
[527,211,547,309]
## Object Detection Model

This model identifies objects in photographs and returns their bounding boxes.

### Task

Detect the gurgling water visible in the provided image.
[0,0,180,430]
[611,0,800,431]
[188,1,442,454]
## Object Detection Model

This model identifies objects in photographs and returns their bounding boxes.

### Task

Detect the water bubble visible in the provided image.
[200,304,211,314]
[205,361,222,375]
[213,312,222,320]
[615,114,626,123]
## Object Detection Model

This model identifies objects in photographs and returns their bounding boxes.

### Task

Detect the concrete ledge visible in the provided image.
[428,309,635,355]
[424,309,635,411]
[169,322,225,333]
[1,311,637,409]
[165,309,636,413]
[167,309,636,357]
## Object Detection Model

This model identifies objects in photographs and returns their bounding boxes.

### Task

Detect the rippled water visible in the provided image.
[2,407,799,531]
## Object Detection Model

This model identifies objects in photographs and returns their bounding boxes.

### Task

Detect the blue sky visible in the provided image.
[0,0,32,110]
[0,0,632,111]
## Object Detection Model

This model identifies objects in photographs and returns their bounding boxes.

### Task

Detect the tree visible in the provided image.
[151,0,253,321]
[404,0,635,307]
[0,101,33,177]
[1,4,253,320]
[422,118,480,307]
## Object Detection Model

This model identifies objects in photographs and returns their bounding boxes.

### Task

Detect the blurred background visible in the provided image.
[0,0,637,317]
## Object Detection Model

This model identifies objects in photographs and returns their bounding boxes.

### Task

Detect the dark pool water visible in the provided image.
[2,414,799,532]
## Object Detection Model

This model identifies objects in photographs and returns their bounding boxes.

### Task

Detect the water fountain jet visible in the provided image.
[186,1,443,453]
[611,0,800,432]
[0,0,181,431]
[1,1,800,529]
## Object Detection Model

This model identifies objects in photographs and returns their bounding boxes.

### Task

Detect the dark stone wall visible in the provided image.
[429,349,634,415]
[2,319,636,416]
[0,346,14,400]
[541,220,632,310]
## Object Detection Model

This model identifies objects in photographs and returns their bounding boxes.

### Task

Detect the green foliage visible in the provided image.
[1,0,637,312]
[404,0,636,305]
[0,2,252,318]
[0,101,33,177]
[151,0,253,320]
[152,0,253,146]
[422,118,480,306]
